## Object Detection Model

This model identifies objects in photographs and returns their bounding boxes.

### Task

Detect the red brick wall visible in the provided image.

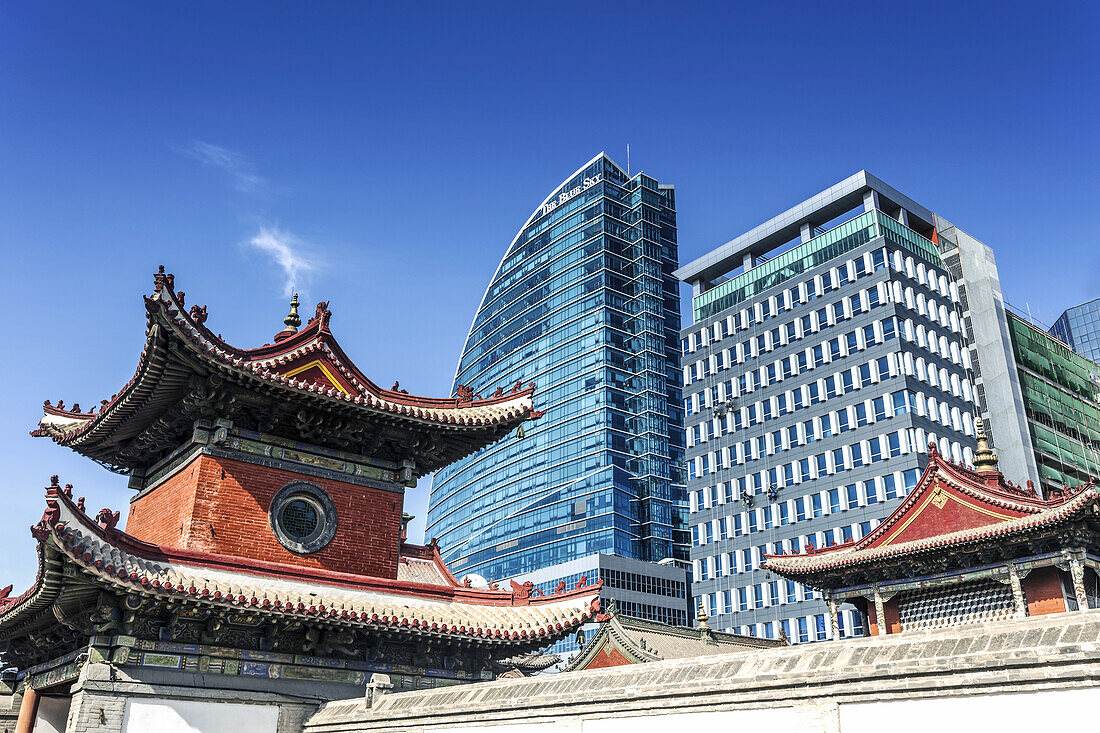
[126,453,403,578]
[126,458,202,548]
[1024,566,1067,616]
[579,640,632,669]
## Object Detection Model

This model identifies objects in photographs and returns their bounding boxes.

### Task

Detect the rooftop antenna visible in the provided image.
[626,143,630,177]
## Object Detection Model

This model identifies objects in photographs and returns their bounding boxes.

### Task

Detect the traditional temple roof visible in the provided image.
[765,441,1100,584]
[33,268,540,475]
[0,479,601,650]
[563,602,781,671]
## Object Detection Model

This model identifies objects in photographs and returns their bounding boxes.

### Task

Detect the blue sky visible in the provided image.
[1,2,1097,591]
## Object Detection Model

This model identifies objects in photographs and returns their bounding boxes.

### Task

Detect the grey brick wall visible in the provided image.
[304,610,1100,733]
[61,661,323,733]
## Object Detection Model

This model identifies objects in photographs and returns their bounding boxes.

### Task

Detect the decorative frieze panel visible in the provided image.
[897,578,1015,632]
[95,635,488,690]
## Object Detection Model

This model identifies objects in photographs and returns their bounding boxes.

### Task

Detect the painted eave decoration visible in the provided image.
[0,478,602,646]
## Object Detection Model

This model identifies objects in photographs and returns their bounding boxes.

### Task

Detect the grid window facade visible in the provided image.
[683,205,976,640]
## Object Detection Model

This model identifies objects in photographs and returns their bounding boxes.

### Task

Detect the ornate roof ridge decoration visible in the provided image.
[41,401,98,419]
[764,442,1099,576]
[33,267,543,473]
[490,651,562,673]
[563,606,781,672]
[2,477,602,645]
[148,276,534,409]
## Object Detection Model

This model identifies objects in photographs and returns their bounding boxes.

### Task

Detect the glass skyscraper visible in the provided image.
[1051,297,1100,364]
[428,153,689,588]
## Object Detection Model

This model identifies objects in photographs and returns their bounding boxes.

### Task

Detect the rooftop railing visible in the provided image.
[692,209,942,321]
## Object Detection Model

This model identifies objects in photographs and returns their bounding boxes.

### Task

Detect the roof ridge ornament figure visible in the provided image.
[275,293,302,342]
[973,417,999,471]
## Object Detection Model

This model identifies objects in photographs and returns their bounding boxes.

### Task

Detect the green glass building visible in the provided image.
[1008,311,1100,492]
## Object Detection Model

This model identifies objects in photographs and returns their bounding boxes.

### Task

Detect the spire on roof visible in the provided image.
[973,417,999,471]
[696,597,710,630]
[275,293,301,342]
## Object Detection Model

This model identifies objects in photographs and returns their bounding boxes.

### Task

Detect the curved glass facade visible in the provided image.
[427,154,689,582]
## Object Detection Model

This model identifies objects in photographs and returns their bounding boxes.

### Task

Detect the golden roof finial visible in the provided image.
[274,294,302,342]
[974,416,999,471]
[284,293,301,331]
[696,597,710,630]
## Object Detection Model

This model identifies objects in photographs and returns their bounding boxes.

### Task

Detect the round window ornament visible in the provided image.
[270,482,337,554]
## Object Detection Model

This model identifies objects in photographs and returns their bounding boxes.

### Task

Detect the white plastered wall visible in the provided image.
[122,699,280,733]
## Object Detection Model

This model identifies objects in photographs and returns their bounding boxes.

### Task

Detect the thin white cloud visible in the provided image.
[186,141,266,193]
[182,142,324,296]
[246,226,316,297]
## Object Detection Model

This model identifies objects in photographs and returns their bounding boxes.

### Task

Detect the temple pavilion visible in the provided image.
[0,268,600,732]
[765,419,1100,637]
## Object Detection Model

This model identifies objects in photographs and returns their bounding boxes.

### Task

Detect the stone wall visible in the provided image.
[305,609,1100,733]
[58,656,337,733]
[0,691,19,732]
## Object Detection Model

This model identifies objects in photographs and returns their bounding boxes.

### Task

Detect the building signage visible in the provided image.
[538,174,602,217]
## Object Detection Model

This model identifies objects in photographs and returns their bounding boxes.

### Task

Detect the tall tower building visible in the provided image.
[428,154,690,647]
[675,172,986,643]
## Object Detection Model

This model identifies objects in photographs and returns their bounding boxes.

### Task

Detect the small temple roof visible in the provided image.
[0,479,601,646]
[564,601,781,671]
[764,441,1100,582]
[33,268,540,475]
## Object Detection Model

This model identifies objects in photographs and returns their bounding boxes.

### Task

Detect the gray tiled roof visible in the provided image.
[609,613,782,661]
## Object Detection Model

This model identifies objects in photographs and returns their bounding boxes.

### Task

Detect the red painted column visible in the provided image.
[15,686,39,733]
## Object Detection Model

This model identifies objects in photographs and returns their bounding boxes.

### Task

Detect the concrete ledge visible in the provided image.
[305,610,1100,732]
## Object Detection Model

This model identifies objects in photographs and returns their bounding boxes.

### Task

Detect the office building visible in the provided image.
[676,172,980,642]
[931,216,1038,485]
[427,154,690,628]
[1008,310,1100,493]
[928,214,1038,484]
[1051,297,1100,364]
